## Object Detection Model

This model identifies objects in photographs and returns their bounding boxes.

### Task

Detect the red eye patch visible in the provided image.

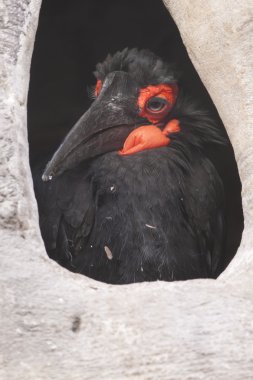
[138,84,178,123]
[95,79,102,97]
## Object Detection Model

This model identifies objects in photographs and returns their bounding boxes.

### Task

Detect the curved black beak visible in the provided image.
[42,72,139,181]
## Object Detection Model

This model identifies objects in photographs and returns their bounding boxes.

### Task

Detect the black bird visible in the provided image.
[33,48,226,284]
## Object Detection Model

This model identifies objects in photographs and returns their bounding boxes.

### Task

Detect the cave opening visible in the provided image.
[28,0,244,283]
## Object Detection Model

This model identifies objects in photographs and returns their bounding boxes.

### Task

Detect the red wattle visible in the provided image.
[118,119,180,156]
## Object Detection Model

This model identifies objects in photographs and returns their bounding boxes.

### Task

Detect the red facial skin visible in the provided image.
[119,84,180,156]
[94,80,180,155]
[138,84,178,123]
[95,80,102,97]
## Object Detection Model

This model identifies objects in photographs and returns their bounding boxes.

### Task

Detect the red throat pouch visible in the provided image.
[119,119,180,156]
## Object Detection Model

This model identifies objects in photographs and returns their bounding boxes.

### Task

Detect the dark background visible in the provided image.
[28,0,243,269]
[28,0,212,162]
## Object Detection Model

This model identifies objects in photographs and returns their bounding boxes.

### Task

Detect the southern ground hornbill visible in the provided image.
[33,48,227,284]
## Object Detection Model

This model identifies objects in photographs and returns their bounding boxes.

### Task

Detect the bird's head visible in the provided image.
[42,49,184,181]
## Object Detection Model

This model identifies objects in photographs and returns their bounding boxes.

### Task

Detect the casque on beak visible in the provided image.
[42,71,140,181]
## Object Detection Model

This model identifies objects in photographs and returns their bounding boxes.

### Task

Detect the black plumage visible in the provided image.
[33,48,227,284]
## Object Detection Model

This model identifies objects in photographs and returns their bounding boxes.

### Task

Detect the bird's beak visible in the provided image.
[42,72,139,181]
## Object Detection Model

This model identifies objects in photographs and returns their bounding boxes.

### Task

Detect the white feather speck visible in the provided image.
[104,246,113,260]
[145,224,157,229]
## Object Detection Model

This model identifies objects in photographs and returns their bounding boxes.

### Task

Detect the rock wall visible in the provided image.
[163,0,253,279]
[0,1,252,379]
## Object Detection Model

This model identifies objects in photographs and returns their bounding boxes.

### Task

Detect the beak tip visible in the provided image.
[42,173,53,182]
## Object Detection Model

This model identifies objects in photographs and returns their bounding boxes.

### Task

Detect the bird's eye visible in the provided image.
[146,97,168,112]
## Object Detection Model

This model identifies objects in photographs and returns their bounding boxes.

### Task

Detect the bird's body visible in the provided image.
[34,48,226,284]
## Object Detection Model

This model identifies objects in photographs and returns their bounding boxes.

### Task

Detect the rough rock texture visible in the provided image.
[0,1,252,379]
[163,0,253,280]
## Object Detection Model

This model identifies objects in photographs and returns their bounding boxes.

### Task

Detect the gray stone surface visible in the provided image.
[163,0,253,280]
[0,0,252,379]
